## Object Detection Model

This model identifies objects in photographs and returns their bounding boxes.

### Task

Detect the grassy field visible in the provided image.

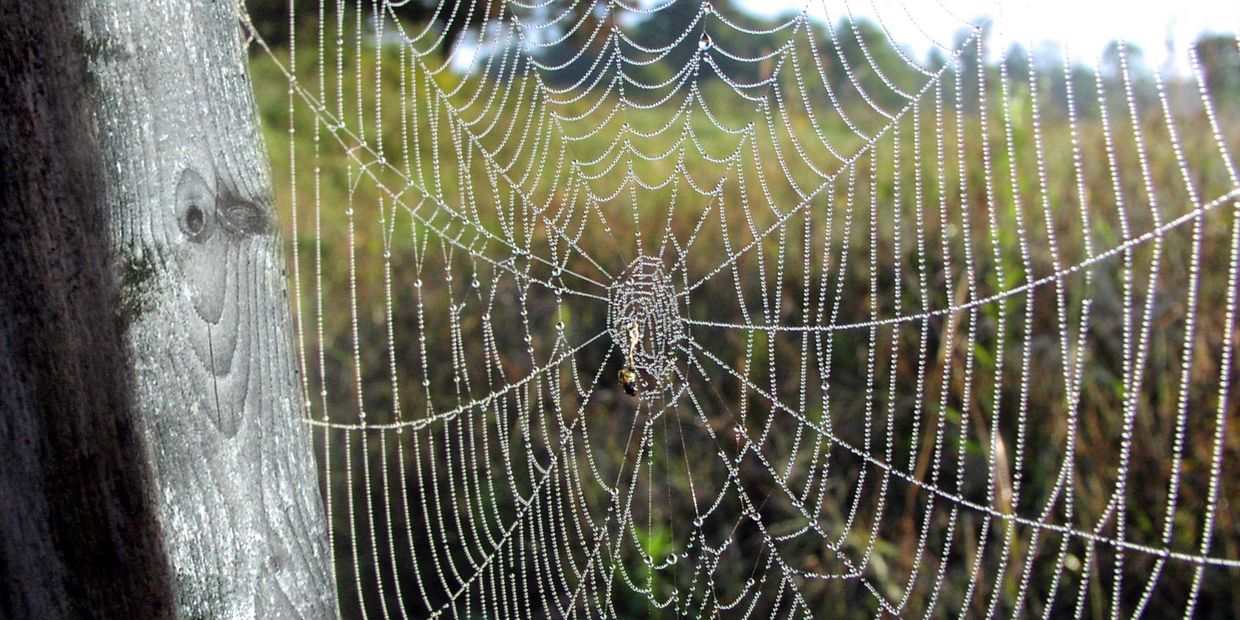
[249,13,1240,617]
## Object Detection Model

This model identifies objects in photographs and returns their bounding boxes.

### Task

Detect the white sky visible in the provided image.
[447,1,1238,74]
[739,0,1240,68]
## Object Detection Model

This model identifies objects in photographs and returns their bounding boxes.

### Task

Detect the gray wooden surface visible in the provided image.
[2,0,337,617]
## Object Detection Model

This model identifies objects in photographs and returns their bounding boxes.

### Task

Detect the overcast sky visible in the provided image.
[738,0,1238,68]
[448,1,1236,74]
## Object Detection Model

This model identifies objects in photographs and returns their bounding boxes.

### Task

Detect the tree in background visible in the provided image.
[246,0,497,52]
[1196,34,1240,103]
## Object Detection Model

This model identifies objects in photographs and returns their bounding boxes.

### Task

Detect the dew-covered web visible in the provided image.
[246,0,1240,616]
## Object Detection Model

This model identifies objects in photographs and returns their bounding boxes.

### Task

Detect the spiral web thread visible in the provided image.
[247,0,1240,616]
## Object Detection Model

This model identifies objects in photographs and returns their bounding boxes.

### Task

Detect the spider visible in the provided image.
[618,322,641,396]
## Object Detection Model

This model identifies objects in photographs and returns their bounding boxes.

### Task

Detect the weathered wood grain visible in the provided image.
[77,0,338,617]
[2,0,336,617]
[0,3,175,618]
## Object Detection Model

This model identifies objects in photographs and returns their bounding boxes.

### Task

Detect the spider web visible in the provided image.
[247,0,1240,616]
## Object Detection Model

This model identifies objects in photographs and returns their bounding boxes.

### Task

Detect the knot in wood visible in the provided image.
[176,168,214,242]
[176,167,270,242]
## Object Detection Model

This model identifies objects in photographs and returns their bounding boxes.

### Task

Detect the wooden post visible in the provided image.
[1,4,175,617]
[1,0,336,617]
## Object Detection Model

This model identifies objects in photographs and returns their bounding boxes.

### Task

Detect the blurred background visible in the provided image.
[244,0,1240,617]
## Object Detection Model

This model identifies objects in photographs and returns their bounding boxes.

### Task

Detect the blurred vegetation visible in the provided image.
[247,0,1240,617]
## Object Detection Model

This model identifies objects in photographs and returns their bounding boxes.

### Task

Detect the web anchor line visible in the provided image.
[683,186,1240,334]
